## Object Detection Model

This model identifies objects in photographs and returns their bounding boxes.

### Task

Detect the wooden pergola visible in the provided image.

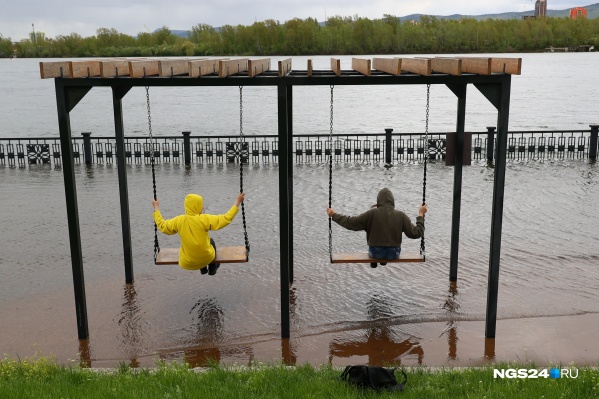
[40,56,521,344]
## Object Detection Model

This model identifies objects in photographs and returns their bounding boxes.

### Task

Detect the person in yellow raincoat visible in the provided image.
[152,192,245,275]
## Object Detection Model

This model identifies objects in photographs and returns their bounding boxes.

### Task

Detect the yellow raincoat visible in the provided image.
[153,194,239,270]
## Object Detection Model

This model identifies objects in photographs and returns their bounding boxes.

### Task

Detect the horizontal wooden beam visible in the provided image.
[373,58,401,75]
[39,61,71,79]
[491,58,522,75]
[330,57,341,77]
[462,57,491,75]
[400,58,432,76]
[352,58,371,76]
[331,252,425,263]
[129,60,160,78]
[278,58,292,77]
[188,58,226,77]
[100,59,131,77]
[219,58,248,78]
[159,59,205,77]
[69,61,102,78]
[248,58,271,77]
[432,58,462,76]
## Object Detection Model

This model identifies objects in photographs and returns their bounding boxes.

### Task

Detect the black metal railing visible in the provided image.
[1,126,598,168]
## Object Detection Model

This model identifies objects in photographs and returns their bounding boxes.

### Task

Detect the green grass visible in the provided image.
[1,356,598,399]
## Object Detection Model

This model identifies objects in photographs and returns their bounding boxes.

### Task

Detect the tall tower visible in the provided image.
[535,0,547,17]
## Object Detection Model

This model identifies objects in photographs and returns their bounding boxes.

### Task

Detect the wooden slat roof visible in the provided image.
[40,56,521,79]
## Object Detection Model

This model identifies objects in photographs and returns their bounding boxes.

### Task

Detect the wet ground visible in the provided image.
[1,159,598,368]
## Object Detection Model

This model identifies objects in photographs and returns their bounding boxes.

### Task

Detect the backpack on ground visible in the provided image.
[340,365,407,392]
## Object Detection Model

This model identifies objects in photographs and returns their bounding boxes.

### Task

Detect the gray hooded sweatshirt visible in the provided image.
[331,188,424,247]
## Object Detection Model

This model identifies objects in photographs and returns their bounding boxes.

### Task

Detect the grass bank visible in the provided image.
[1,356,598,398]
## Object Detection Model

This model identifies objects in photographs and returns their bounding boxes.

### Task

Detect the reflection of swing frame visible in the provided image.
[43,56,520,343]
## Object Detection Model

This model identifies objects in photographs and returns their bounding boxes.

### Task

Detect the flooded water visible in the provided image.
[1,53,599,368]
[1,158,598,367]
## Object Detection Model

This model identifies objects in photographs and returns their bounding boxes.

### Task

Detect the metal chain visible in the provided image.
[239,86,250,257]
[328,85,334,261]
[420,84,430,258]
[146,86,160,262]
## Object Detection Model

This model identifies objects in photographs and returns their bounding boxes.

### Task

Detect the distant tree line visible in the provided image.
[1,15,598,58]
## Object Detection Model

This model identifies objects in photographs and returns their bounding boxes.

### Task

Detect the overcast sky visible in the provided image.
[0,0,591,41]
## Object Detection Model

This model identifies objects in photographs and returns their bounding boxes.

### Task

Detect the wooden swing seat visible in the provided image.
[155,246,248,265]
[331,252,425,264]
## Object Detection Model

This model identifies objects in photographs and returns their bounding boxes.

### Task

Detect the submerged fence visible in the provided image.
[1,126,598,168]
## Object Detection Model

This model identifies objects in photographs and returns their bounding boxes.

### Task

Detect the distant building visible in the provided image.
[535,0,547,17]
[570,7,587,19]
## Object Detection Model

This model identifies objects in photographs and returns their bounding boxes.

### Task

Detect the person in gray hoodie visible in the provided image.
[326,187,427,268]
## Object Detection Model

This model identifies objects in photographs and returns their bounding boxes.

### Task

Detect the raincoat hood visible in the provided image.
[376,188,395,208]
[184,194,204,215]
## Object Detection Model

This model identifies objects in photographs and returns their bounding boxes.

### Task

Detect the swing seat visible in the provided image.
[331,252,425,264]
[155,246,248,265]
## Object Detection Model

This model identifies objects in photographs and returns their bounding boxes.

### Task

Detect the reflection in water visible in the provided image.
[329,293,424,366]
[78,339,91,368]
[442,282,460,361]
[175,297,254,368]
[283,287,298,366]
[485,338,496,361]
[118,284,143,368]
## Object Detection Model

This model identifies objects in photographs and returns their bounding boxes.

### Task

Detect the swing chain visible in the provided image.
[239,86,250,256]
[420,84,430,258]
[146,86,160,261]
[328,85,334,260]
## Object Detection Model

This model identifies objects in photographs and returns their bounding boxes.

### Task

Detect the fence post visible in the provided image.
[384,128,393,166]
[82,132,92,165]
[486,126,496,164]
[182,131,191,166]
[589,125,598,161]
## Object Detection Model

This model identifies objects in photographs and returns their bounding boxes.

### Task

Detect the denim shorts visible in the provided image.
[368,246,401,260]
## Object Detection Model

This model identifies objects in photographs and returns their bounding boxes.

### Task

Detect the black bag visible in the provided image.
[340,365,407,391]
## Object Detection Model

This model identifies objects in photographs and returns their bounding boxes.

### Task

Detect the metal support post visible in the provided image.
[82,132,92,165]
[113,87,134,284]
[56,81,88,339]
[182,131,191,166]
[385,128,393,165]
[287,86,294,284]
[486,77,511,339]
[589,125,598,161]
[278,84,291,338]
[486,126,496,164]
[449,84,467,282]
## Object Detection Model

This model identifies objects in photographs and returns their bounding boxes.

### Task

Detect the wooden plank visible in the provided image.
[461,57,491,75]
[399,58,431,76]
[331,252,425,264]
[278,58,292,77]
[307,59,313,77]
[159,59,201,77]
[248,58,271,77]
[330,57,341,77]
[129,60,161,78]
[491,58,522,75]
[69,61,102,78]
[39,61,71,79]
[431,58,462,76]
[219,58,248,78]
[351,58,371,76]
[155,246,248,265]
[373,58,401,75]
[100,59,131,77]
[188,58,227,77]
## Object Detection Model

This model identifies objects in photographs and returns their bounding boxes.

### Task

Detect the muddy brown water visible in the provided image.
[1,159,598,368]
